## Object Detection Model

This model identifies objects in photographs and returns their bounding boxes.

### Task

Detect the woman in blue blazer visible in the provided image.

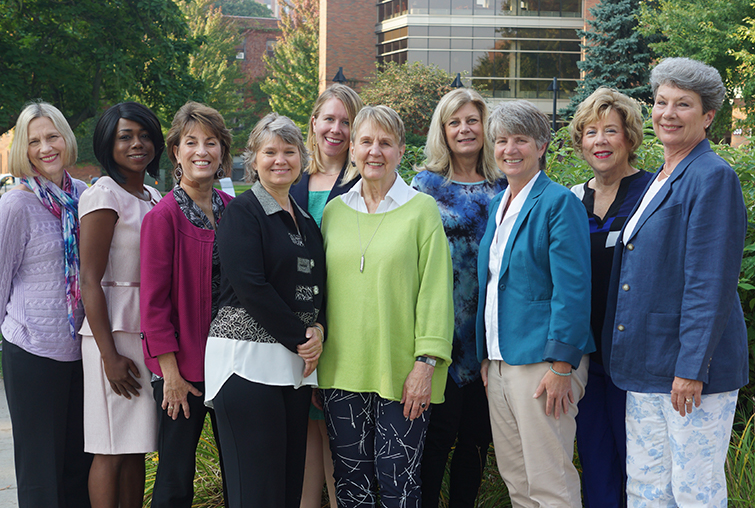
[476,100,594,508]
[603,58,748,507]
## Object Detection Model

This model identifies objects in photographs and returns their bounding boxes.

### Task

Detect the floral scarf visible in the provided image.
[22,171,81,340]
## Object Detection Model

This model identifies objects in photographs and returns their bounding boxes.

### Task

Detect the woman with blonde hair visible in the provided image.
[291,84,362,508]
[411,88,505,508]
[1,101,92,507]
[568,87,653,508]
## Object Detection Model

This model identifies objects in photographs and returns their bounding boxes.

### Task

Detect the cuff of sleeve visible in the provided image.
[414,335,453,366]
[542,339,584,370]
[141,329,179,359]
[675,357,710,384]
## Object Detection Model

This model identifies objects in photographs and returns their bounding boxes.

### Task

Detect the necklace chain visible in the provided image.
[356,205,386,273]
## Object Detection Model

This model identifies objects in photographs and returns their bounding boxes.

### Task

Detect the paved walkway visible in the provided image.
[0,378,17,507]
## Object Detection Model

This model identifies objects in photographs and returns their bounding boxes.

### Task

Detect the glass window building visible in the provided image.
[375,0,584,104]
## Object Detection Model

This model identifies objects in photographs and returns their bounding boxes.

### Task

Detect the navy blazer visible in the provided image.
[603,139,749,394]
[475,171,595,369]
[290,164,358,212]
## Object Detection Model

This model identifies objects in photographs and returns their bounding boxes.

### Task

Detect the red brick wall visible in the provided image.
[319,0,376,92]
[230,16,282,81]
[584,0,600,25]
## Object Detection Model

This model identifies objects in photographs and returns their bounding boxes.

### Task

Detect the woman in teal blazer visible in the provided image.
[475,100,594,508]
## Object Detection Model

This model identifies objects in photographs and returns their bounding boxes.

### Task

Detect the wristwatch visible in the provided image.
[416,355,437,367]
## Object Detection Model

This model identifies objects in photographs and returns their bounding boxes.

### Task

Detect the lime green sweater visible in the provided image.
[318,195,454,404]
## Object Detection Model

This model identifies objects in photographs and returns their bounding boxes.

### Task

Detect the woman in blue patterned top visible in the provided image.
[411,88,506,508]
[569,87,653,508]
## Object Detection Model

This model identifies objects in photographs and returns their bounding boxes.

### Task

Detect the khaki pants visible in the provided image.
[487,356,589,508]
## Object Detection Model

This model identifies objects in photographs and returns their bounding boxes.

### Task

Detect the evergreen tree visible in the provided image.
[563,0,653,117]
[260,0,319,131]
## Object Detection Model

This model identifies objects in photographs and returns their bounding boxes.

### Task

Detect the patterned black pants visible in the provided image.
[322,389,431,508]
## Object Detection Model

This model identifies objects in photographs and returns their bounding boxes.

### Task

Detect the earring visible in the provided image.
[174,164,183,181]
[350,160,356,167]
[215,167,225,180]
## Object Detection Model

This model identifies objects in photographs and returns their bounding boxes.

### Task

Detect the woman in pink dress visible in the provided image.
[79,102,164,508]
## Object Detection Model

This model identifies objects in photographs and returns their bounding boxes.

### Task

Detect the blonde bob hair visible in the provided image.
[306,84,363,175]
[344,105,406,182]
[243,113,309,185]
[9,102,78,178]
[569,87,644,165]
[421,88,500,183]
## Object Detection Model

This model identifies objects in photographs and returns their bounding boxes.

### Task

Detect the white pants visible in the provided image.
[625,390,738,508]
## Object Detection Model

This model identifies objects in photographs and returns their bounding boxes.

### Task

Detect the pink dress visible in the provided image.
[79,176,161,454]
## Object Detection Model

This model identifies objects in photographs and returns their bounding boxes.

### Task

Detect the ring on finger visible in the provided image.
[420,402,427,409]
[685,397,693,404]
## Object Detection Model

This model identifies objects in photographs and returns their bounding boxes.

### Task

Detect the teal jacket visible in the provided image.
[475,171,595,368]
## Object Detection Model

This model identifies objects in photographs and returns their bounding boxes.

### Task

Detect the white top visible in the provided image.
[340,172,418,212]
[623,173,667,243]
[485,171,540,361]
[204,332,318,406]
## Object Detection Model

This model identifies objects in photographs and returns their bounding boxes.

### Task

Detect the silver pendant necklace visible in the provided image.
[356,203,386,273]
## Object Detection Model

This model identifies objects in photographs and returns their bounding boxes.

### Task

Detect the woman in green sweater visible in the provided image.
[318,105,454,508]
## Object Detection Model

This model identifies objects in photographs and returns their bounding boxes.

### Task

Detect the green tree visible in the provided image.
[0,0,203,133]
[261,0,319,131]
[215,0,274,17]
[360,62,454,137]
[179,0,244,116]
[638,0,755,139]
[564,0,653,117]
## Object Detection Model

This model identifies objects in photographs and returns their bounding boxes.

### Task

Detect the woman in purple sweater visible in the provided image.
[140,102,233,507]
[0,102,92,507]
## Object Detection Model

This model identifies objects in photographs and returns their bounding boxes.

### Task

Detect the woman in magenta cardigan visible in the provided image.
[140,102,233,508]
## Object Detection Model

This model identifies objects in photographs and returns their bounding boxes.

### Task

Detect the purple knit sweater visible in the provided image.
[0,183,87,362]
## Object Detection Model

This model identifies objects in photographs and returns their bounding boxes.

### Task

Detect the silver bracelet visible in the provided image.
[549,365,572,377]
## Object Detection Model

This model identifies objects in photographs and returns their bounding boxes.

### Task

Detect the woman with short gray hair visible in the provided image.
[204,113,326,508]
[603,57,748,506]
[477,100,593,507]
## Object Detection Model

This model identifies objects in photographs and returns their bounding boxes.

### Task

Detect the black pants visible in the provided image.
[213,374,311,508]
[150,379,227,508]
[2,339,93,508]
[420,375,492,508]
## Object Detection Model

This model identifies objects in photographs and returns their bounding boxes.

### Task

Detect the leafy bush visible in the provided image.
[360,62,455,137]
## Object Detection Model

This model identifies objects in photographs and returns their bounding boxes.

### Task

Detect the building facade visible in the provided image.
[321,0,590,112]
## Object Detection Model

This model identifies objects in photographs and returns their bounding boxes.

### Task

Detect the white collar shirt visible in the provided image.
[340,172,418,213]
[484,171,540,360]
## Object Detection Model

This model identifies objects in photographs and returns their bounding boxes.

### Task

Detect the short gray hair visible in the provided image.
[488,101,551,171]
[650,57,725,113]
[344,105,405,182]
[243,113,309,184]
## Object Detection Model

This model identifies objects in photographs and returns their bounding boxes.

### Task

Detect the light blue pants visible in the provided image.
[625,390,738,508]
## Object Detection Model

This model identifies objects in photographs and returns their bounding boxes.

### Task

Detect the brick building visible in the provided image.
[0,131,11,174]
[232,16,282,82]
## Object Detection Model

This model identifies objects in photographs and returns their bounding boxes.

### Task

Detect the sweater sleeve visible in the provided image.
[0,192,29,326]
[413,198,454,365]
[217,197,307,353]
[140,206,179,359]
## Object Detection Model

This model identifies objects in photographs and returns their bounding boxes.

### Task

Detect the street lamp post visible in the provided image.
[547,77,558,131]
